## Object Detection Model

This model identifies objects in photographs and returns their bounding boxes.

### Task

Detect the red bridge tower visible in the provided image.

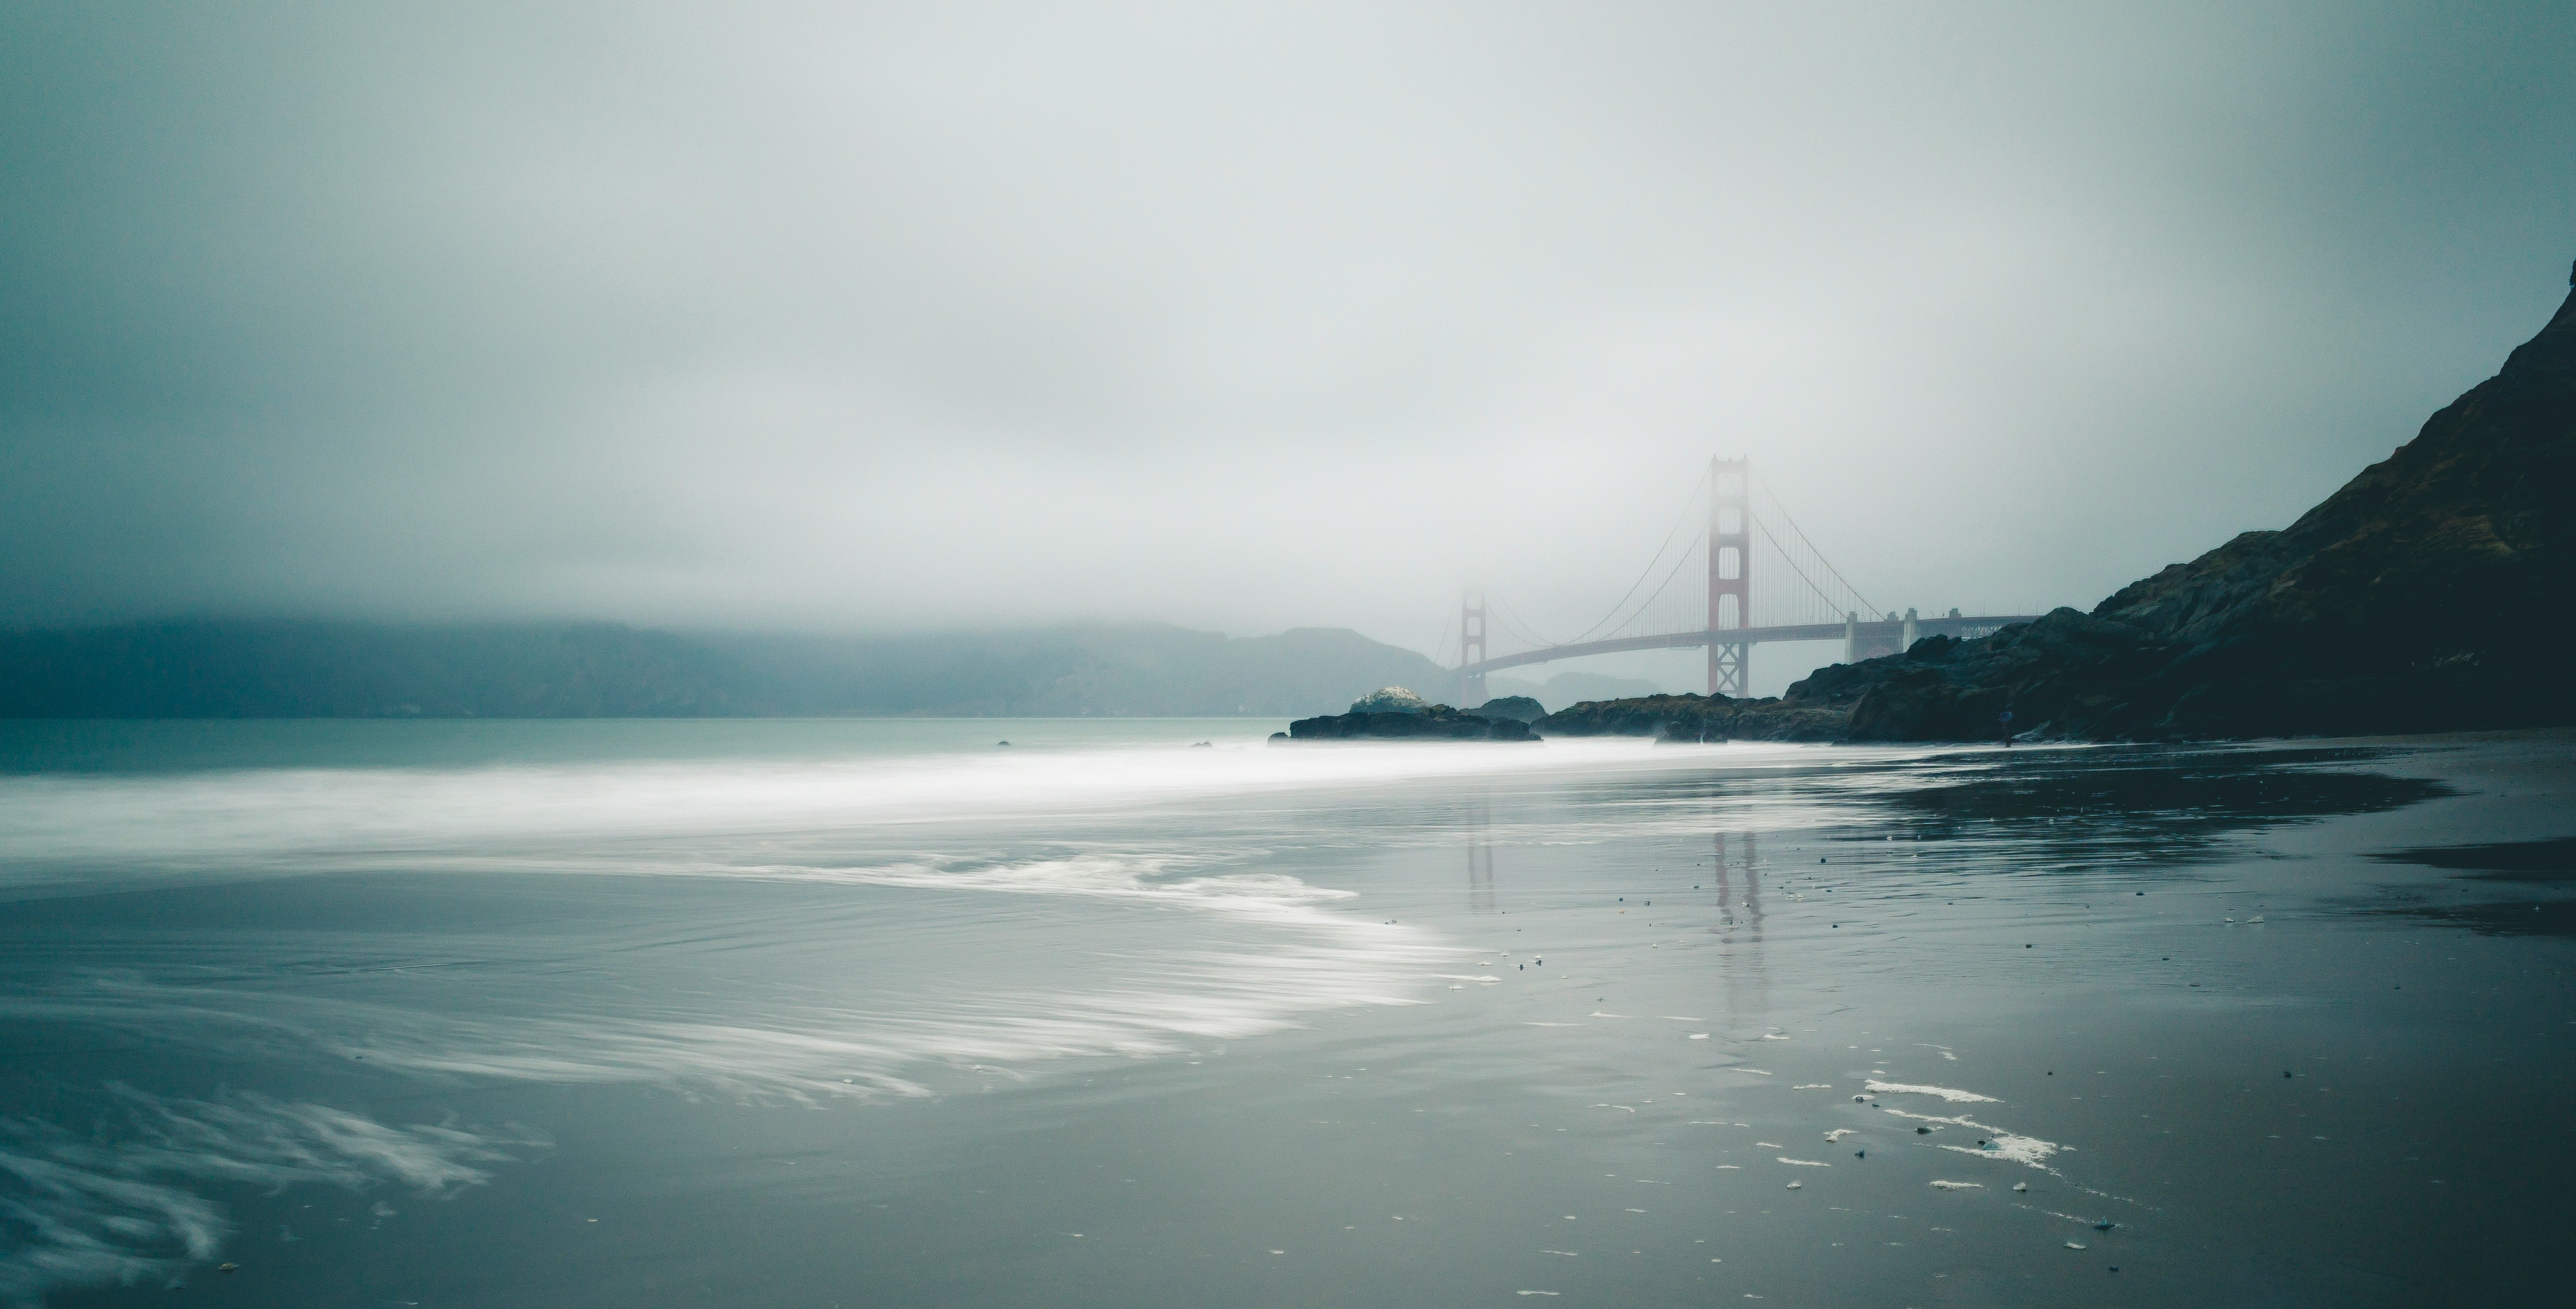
[1708,457,1750,697]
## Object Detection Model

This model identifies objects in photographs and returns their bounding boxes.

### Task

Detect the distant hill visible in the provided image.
[0,620,1456,719]
[712,624,1456,718]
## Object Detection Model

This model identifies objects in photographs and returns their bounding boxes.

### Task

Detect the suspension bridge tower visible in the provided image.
[1448,457,2043,704]
[1707,457,1750,697]
[1459,590,1487,707]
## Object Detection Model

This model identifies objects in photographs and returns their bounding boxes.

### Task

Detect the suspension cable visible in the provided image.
[1752,515,1868,624]
[1750,471,1878,616]
[1474,463,1885,649]
[1554,463,1714,646]
[1629,530,1705,632]
[1485,594,1564,651]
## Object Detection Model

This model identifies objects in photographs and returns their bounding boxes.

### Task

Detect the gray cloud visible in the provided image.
[5,2,2571,687]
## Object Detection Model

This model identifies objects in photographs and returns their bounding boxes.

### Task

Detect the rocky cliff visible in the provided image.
[1803,265,2576,741]
[1534,693,1847,741]
[1470,695,1548,723]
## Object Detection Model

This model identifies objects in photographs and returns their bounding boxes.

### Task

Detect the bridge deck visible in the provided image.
[1458,614,2049,677]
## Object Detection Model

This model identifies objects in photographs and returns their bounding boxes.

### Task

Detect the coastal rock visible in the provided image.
[1469,695,1547,723]
[1804,608,2171,741]
[1348,686,1433,715]
[1286,704,1534,741]
[1535,693,1847,742]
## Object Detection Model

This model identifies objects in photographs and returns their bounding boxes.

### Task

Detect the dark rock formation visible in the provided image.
[1470,695,1547,723]
[1801,268,2576,741]
[1285,705,1535,741]
[1535,693,1848,742]
[1348,685,1435,714]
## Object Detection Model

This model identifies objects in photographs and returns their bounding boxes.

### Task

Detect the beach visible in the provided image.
[3,722,2567,1306]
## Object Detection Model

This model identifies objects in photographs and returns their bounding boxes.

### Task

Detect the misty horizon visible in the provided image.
[8,3,2573,695]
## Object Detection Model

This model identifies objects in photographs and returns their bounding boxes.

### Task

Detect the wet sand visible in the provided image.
[2,725,2568,1306]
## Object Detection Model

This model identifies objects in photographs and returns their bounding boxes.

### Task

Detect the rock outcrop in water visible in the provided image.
[1347,686,1434,714]
[1285,703,1534,741]
[1800,263,2576,741]
[1535,693,1847,742]
[1469,695,1547,723]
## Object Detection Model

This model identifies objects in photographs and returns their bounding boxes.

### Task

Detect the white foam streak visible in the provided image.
[0,737,1944,892]
[0,740,1697,880]
[1864,1080,1999,1103]
[15,850,1448,1104]
[0,1087,538,1304]
[1877,1106,2060,1169]
[340,937,1439,1099]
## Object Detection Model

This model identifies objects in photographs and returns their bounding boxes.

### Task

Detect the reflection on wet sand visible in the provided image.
[2360,835,2576,936]
[1464,794,1499,915]
[5,728,2566,1307]
[1710,829,1766,1024]
[1883,744,2449,863]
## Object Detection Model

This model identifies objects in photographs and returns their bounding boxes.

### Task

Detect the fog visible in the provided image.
[5,2,2571,690]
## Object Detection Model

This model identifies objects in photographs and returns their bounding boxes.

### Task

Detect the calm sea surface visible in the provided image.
[1,720,2569,1306]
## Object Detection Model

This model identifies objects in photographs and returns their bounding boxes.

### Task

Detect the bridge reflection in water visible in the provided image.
[1464,793,1499,916]
[1455,789,1773,1027]
[1457,458,2044,699]
[1710,828,1766,1023]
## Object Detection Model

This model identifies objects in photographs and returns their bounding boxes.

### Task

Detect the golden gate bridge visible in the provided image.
[1457,457,2043,701]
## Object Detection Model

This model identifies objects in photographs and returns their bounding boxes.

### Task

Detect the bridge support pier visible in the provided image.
[1708,641,1747,699]
[1902,607,1918,653]
[1842,611,1907,663]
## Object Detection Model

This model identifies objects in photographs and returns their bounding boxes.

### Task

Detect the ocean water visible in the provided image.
[1,720,2569,1306]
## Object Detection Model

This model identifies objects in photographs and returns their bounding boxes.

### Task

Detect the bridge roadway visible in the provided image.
[1458,613,2050,679]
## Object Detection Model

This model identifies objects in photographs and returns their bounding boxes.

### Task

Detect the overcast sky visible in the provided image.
[5,1,2571,688]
